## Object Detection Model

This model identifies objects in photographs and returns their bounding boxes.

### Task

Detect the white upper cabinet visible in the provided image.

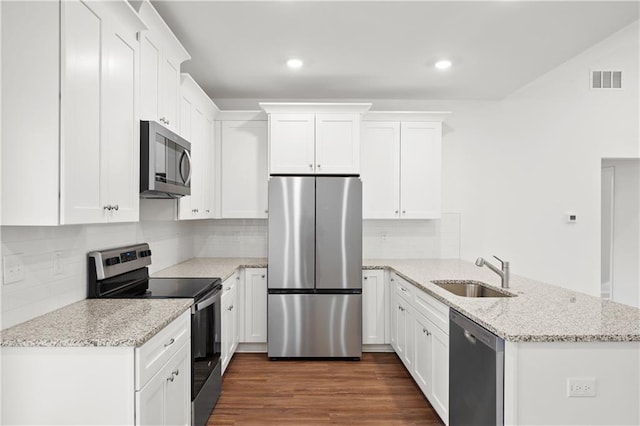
[361,121,401,219]
[220,120,268,218]
[177,74,219,220]
[315,114,360,174]
[261,103,371,175]
[361,113,447,219]
[137,0,190,135]
[400,122,442,219]
[268,114,316,174]
[1,0,145,226]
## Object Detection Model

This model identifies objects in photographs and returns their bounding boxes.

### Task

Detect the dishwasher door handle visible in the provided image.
[464,330,477,344]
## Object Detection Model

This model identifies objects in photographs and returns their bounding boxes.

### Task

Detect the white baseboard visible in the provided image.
[363,344,394,352]
[236,342,267,353]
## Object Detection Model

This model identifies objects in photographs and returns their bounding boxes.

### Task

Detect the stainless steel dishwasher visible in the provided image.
[449,309,505,426]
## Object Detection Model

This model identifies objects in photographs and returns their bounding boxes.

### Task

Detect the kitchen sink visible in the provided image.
[431,280,516,298]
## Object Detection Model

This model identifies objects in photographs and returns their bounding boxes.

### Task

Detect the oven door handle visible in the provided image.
[194,290,221,311]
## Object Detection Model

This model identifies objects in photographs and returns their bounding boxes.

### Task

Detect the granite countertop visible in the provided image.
[0,299,193,348]
[152,257,268,281]
[154,257,640,343]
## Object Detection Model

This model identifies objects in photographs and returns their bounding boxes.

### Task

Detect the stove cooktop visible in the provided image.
[144,277,221,299]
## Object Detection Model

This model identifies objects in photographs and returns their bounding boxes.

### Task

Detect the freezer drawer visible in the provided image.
[268,293,362,358]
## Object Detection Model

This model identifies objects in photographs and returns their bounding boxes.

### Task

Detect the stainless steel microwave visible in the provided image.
[140,121,191,198]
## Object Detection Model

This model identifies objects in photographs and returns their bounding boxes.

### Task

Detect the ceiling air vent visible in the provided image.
[591,70,623,89]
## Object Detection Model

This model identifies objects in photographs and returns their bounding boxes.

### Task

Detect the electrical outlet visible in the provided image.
[567,378,596,397]
[3,254,25,284]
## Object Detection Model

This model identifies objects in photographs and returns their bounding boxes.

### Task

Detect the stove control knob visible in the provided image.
[105,257,121,266]
[140,250,152,258]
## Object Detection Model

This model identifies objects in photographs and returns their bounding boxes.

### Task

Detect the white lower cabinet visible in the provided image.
[389,272,449,425]
[1,310,191,425]
[362,270,387,344]
[243,268,268,343]
[136,340,190,426]
[221,272,240,374]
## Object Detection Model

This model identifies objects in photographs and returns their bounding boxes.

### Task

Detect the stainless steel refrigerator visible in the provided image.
[267,176,362,358]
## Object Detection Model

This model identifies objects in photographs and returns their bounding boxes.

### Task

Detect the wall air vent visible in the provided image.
[591,70,623,89]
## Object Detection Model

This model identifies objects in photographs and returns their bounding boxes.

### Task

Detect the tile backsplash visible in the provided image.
[194,213,461,260]
[1,213,460,329]
[1,221,196,329]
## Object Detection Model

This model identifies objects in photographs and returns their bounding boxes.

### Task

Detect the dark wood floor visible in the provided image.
[208,353,445,425]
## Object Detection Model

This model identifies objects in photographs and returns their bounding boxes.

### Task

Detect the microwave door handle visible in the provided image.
[179,149,192,185]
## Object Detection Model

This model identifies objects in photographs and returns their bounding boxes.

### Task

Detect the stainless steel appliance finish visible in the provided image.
[268,176,362,358]
[432,280,516,298]
[140,120,192,199]
[475,255,510,289]
[315,177,362,290]
[267,177,316,290]
[88,244,221,426]
[449,309,505,426]
[268,293,362,358]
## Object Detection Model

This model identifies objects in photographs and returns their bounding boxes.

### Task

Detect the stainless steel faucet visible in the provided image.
[475,256,510,289]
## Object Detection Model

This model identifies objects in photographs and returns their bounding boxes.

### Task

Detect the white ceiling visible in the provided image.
[151,1,639,100]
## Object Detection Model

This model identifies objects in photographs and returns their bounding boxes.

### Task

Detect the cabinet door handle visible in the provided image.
[236,276,240,280]
[423,328,431,336]
[172,369,179,376]
[103,205,113,211]
[400,287,407,293]
[364,276,368,280]
[113,204,119,211]
[164,338,175,348]
[390,278,395,282]
[262,275,265,278]
[402,210,406,214]
[317,164,321,168]
[395,210,399,214]
[309,164,313,169]
[227,305,233,311]
[264,210,268,214]
[167,375,174,382]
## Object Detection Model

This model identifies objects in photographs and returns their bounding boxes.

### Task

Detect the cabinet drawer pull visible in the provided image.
[262,275,266,278]
[172,369,179,376]
[395,210,399,214]
[309,164,313,169]
[317,164,321,168]
[167,375,174,382]
[164,338,175,348]
[400,287,407,292]
[103,205,113,211]
[402,210,406,214]
[364,276,368,280]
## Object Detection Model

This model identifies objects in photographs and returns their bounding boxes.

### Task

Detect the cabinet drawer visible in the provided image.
[136,310,190,390]
[391,273,413,302]
[415,290,449,334]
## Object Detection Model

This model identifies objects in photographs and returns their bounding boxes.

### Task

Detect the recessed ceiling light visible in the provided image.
[287,58,304,69]
[435,60,452,70]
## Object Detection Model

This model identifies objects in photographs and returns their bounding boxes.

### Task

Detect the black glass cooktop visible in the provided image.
[145,277,221,299]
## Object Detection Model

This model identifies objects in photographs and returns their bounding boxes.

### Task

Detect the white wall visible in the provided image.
[602,159,640,307]
[0,221,196,329]
[445,21,640,295]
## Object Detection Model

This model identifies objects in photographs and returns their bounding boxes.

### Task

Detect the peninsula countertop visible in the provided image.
[0,299,193,348]
[153,257,640,343]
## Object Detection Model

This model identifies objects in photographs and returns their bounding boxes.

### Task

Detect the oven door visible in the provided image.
[192,288,221,425]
